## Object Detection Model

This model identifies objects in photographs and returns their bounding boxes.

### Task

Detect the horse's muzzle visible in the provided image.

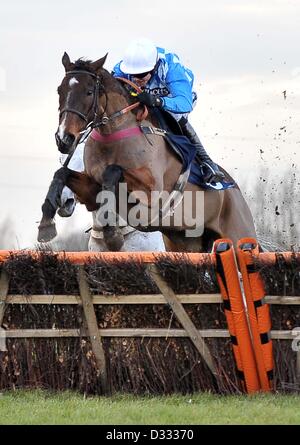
[55,131,75,154]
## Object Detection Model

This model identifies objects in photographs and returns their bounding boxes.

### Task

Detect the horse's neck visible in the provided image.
[100,75,136,134]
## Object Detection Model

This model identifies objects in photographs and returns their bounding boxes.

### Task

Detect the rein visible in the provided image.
[96,77,148,124]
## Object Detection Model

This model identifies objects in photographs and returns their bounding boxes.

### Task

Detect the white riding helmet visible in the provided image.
[120,38,158,75]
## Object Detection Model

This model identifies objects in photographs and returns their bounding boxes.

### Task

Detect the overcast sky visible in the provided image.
[0,0,299,247]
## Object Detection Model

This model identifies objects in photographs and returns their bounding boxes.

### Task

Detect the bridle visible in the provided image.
[59,70,145,144]
[60,70,106,126]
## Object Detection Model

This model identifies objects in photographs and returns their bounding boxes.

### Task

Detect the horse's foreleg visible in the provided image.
[162,230,205,252]
[37,167,71,242]
[95,164,125,251]
[65,170,101,211]
[38,168,101,242]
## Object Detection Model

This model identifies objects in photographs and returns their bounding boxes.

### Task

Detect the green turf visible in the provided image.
[0,390,300,425]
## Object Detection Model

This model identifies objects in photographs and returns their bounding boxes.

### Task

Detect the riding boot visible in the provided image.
[179,119,225,183]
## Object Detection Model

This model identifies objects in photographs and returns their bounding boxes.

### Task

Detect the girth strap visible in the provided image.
[91,127,142,143]
[90,125,167,144]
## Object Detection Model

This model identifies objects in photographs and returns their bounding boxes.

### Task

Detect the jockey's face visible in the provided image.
[132,72,152,89]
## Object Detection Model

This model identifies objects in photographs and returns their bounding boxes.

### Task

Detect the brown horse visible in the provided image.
[41,52,256,252]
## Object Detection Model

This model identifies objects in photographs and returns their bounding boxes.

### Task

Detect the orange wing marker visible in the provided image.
[213,239,260,393]
[237,238,273,392]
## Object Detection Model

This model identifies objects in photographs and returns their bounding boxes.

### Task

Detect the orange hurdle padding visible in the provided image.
[0,250,214,265]
[259,252,297,265]
[237,238,273,392]
[213,239,260,394]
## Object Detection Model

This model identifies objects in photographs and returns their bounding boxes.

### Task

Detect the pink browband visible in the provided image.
[90,127,142,143]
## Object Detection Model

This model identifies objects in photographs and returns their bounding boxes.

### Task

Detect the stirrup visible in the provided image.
[202,162,225,184]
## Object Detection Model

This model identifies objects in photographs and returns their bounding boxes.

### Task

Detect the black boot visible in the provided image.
[45,167,76,218]
[179,119,225,183]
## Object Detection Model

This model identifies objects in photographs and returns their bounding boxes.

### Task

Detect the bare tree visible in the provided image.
[243,167,299,251]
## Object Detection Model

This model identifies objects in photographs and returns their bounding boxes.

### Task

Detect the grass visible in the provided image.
[0,390,300,425]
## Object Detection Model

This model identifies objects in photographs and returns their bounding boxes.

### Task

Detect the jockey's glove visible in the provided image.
[137,92,163,108]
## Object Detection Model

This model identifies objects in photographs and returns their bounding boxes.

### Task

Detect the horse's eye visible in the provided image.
[87,90,94,96]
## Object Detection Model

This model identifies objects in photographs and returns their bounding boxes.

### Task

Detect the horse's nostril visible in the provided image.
[55,132,61,149]
[55,130,75,153]
[63,133,75,146]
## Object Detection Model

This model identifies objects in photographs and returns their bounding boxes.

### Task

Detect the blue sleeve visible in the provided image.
[112,62,130,80]
[161,63,194,114]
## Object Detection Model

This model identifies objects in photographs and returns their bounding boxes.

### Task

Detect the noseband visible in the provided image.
[59,70,145,143]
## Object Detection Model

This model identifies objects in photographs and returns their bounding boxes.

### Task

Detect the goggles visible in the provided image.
[132,71,151,79]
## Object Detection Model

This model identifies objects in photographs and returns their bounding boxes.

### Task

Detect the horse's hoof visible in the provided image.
[37,223,57,242]
[57,198,76,217]
[103,228,124,251]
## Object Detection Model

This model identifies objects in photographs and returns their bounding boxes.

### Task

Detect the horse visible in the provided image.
[39,52,256,252]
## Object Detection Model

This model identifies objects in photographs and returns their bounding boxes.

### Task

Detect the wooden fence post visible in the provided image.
[77,266,108,393]
[0,270,9,352]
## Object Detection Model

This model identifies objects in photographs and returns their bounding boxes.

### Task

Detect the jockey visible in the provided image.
[112,38,225,183]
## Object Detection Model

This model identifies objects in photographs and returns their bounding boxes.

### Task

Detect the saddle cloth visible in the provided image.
[153,109,235,191]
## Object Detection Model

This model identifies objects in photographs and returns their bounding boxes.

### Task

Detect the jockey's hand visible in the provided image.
[137,92,163,108]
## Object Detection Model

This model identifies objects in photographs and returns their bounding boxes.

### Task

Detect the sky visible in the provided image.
[0,0,299,248]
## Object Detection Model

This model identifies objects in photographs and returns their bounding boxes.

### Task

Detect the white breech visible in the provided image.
[59,143,85,206]
[88,225,166,252]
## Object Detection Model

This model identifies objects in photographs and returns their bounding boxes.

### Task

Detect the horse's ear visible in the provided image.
[62,52,72,71]
[92,53,108,73]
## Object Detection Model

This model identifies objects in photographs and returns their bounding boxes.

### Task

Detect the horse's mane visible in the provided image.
[73,58,94,71]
